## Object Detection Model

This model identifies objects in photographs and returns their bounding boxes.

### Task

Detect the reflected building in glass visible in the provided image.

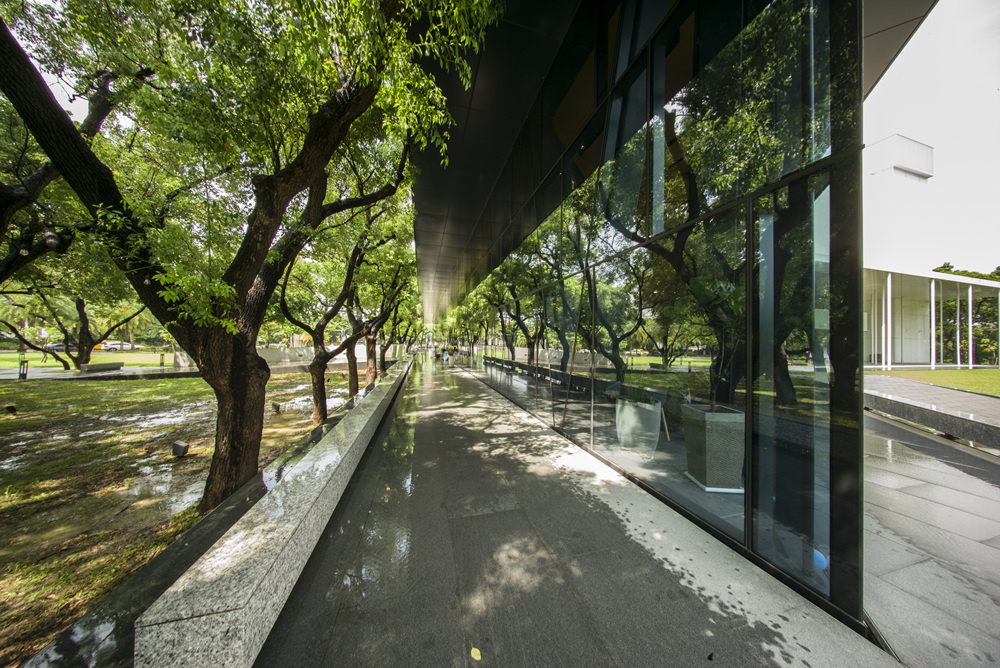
[414,0,866,628]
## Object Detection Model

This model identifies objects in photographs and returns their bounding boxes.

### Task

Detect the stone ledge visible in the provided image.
[133,359,411,667]
[80,362,124,373]
[864,390,1000,448]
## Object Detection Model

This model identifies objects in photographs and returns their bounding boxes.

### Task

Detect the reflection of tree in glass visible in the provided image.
[535,199,589,372]
[562,173,649,383]
[654,213,747,408]
[640,251,700,367]
[660,0,831,218]
[630,0,834,407]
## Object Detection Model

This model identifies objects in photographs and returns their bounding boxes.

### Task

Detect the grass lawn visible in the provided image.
[0,371,347,666]
[866,368,1000,397]
[0,350,174,370]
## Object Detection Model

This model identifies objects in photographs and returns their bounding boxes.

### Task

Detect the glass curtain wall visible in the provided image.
[469,0,862,625]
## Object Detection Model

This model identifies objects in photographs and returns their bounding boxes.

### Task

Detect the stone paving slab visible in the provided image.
[865,375,1000,423]
[864,414,1000,667]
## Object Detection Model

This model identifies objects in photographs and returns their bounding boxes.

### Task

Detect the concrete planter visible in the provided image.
[615,397,662,453]
[681,403,744,492]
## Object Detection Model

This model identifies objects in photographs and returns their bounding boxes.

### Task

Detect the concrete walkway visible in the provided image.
[256,360,893,667]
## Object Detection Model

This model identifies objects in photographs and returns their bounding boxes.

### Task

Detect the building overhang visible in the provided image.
[412,0,939,321]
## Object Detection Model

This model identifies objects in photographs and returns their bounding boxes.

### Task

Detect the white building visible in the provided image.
[863,135,1000,368]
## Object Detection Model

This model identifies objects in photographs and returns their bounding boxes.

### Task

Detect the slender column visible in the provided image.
[930,279,936,370]
[880,277,887,369]
[968,284,974,369]
[886,272,893,370]
[939,285,944,365]
[956,284,962,367]
[871,275,878,366]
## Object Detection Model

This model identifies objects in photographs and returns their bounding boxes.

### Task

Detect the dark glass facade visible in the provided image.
[461,0,863,625]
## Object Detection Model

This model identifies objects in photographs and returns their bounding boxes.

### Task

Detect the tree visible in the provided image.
[0,243,146,368]
[933,262,1000,365]
[0,67,154,284]
[278,128,413,424]
[0,0,498,510]
[380,279,421,371]
[345,222,413,390]
[480,274,517,360]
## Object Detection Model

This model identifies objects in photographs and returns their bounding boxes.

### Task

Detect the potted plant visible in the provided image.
[681,276,746,492]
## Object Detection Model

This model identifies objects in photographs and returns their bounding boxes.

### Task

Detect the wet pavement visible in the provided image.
[256,360,894,667]
[863,413,1000,666]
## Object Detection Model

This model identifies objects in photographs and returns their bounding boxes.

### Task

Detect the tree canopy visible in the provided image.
[1,0,499,508]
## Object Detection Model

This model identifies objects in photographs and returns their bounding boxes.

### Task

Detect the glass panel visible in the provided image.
[613,0,637,81]
[630,0,670,60]
[657,0,833,225]
[463,0,861,626]
[741,0,832,187]
[752,171,834,595]
[598,66,649,255]
[587,210,749,540]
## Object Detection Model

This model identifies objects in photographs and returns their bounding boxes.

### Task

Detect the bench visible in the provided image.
[80,362,123,373]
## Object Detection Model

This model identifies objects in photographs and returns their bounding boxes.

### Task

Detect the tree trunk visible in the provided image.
[365,333,377,385]
[610,348,626,383]
[346,342,360,397]
[72,298,94,368]
[197,334,271,512]
[308,354,331,425]
[379,337,393,373]
[772,344,798,406]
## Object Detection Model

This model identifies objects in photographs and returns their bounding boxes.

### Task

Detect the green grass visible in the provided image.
[0,350,174,369]
[867,368,1000,397]
[0,371,345,667]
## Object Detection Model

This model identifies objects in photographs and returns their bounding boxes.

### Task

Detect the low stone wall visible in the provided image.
[134,359,411,667]
[79,362,123,373]
[256,346,314,365]
[173,345,382,369]
[865,390,1000,447]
